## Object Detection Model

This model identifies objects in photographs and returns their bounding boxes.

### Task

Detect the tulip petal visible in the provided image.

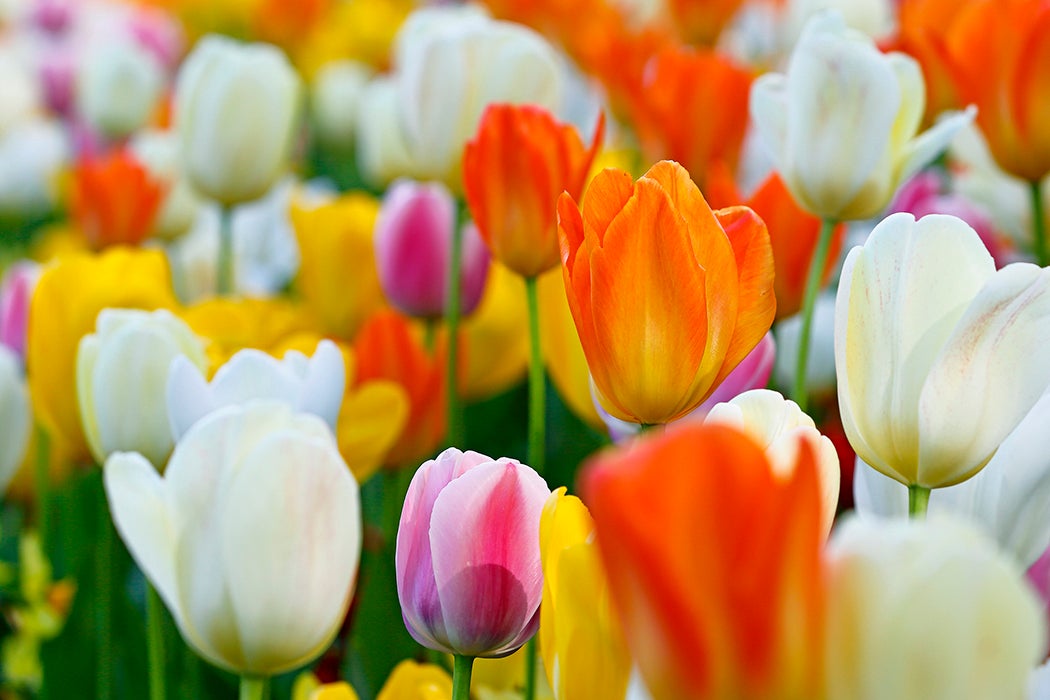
[166,355,215,440]
[897,105,976,186]
[337,380,409,483]
[749,74,788,169]
[76,334,104,464]
[295,340,346,430]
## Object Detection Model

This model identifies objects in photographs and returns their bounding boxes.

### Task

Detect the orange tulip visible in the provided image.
[894,0,967,124]
[666,0,748,46]
[72,150,165,250]
[705,166,845,320]
[627,46,752,189]
[945,0,1050,182]
[558,160,775,425]
[463,104,604,279]
[353,310,445,468]
[581,422,825,700]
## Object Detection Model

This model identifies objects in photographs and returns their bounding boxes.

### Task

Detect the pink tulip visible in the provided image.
[396,447,550,657]
[126,6,185,71]
[39,49,76,117]
[30,0,74,36]
[0,262,40,362]
[375,179,490,319]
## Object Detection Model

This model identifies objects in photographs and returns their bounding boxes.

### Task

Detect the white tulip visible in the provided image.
[130,129,202,241]
[0,49,40,138]
[77,309,207,468]
[175,35,301,206]
[705,389,840,535]
[104,401,361,675]
[826,516,1045,700]
[773,292,837,399]
[312,60,371,152]
[167,339,344,440]
[0,345,30,495]
[0,118,69,218]
[78,41,164,140]
[354,77,414,188]
[750,11,973,220]
[836,213,1050,488]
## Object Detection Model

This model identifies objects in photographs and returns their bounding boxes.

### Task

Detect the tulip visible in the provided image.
[104,401,362,676]
[27,248,178,463]
[377,661,453,700]
[354,77,415,189]
[460,263,530,401]
[665,0,747,45]
[539,488,631,700]
[835,213,1050,496]
[179,296,313,368]
[463,104,602,279]
[130,129,203,241]
[72,149,166,249]
[0,346,31,496]
[375,179,490,319]
[77,41,164,140]
[895,0,964,124]
[750,11,973,221]
[582,422,825,700]
[175,34,301,206]
[772,293,837,399]
[0,51,41,139]
[825,516,1045,700]
[0,119,69,218]
[396,447,550,657]
[705,389,840,535]
[167,339,344,441]
[77,309,206,468]
[0,262,39,362]
[558,160,775,425]
[291,193,385,339]
[312,60,372,153]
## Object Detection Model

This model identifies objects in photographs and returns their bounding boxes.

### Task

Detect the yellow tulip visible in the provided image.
[310,682,360,700]
[180,296,312,370]
[27,248,177,463]
[377,660,452,700]
[539,488,631,700]
[460,263,528,401]
[294,0,414,78]
[291,194,386,340]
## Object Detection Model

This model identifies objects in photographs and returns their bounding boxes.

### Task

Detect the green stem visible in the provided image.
[33,424,50,552]
[446,215,464,447]
[239,676,269,700]
[524,277,545,476]
[1031,179,1047,267]
[217,205,235,296]
[146,582,167,700]
[524,637,538,700]
[181,641,202,700]
[908,484,931,519]
[424,318,438,355]
[452,655,474,700]
[792,218,837,413]
[97,488,114,700]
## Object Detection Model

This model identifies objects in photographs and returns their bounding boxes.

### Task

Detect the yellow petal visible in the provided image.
[337,380,409,483]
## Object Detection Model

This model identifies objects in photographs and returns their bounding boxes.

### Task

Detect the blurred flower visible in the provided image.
[179,296,311,367]
[71,149,165,249]
[251,0,332,53]
[782,0,896,45]
[836,213,1050,489]
[750,11,973,220]
[77,308,206,468]
[0,50,41,138]
[0,262,39,362]
[354,77,414,188]
[825,516,1044,700]
[105,402,361,675]
[375,179,490,319]
[582,422,824,700]
[894,0,963,123]
[396,447,550,657]
[306,681,359,700]
[27,248,177,463]
[773,292,837,399]
[76,40,164,140]
[705,389,840,535]
[291,193,385,339]
[167,339,344,440]
[944,0,1050,183]
[666,0,747,45]
[0,119,69,219]
[464,104,602,278]
[377,660,452,700]
[293,0,413,78]
[558,160,775,425]
[459,262,529,401]
[311,60,372,153]
[130,129,203,241]
[174,34,301,205]
[539,488,631,699]
[0,346,31,495]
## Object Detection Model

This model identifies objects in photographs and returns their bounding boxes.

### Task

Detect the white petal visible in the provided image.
[166,354,215,441]
[0,347,29,493]
[296,339,345,430]
[898,106,976,186]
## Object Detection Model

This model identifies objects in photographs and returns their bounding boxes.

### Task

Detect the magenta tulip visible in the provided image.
[0,262,39,363]
[375,179,490,319]
[396,447,550,657]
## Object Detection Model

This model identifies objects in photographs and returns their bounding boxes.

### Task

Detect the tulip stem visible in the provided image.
[424,318,438,355]
[217,205,235,296]
[239,676,269,700]
[908,484,931,518]
[452,654,474,700]
[446,210,464,447]
[525,277,545,476]
[97,488,114,700]
[146,581,167,700]
[524,637,538,700]
[1031,179,1047,267]
[33,424,50,552]
[793,218,837,413]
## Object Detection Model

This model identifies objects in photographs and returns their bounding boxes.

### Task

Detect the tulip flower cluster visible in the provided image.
[2,0,1050,699]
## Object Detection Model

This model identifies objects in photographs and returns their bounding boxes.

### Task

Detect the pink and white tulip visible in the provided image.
[0,262,39,363]
[396,447,550,657]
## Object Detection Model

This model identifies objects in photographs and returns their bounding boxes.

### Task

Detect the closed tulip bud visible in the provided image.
[77,41,164,140]
[706,389,840,535]
[175,35,301,206]
[377,660,452,700]
[0,346,31,496]
[104,401,362,676]
[312,60,371,153]
[558,160,775,425]
[836,213,1050,489]
[167,339,344,441]
[0,262,39,362]
[77,309,207,468]
[826,516,1045,700]
[396,447,550,657]
[750,11,973,221]
[375,179,490,319]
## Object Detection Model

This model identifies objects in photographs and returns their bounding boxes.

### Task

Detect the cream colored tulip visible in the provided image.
[826,516,1044,700]
[750,11,973,220]
[836,212,1050,489]
[705,389,840,535]
[77,309,207,468]
[354,77,415,189]
[130,129,202,241]
[78,41,164,140]
[312,60,371,153]
[0,345,30,495]
[104,401,361,676]
[175,35,301,205]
